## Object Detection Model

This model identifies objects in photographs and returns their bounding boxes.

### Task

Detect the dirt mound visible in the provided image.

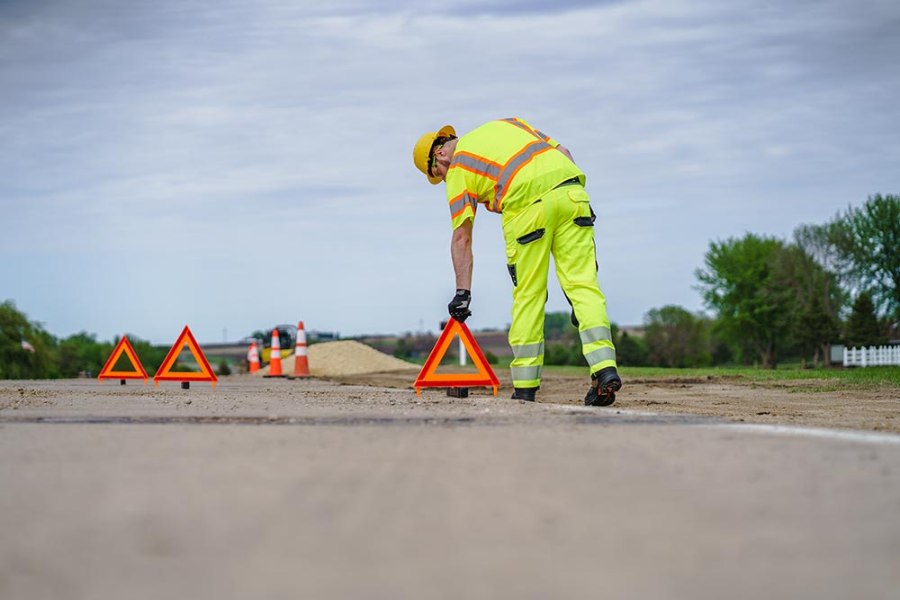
[258,341,418,377]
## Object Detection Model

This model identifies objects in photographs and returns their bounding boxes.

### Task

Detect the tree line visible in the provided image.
[0,300,172,379]
[545,194,898,369]
[2,195,896,377]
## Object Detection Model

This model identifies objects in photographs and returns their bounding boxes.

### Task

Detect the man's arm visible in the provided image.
[450,219,473,290]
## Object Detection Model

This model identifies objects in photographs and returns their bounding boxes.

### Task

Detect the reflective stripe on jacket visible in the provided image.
[445,118,585,230]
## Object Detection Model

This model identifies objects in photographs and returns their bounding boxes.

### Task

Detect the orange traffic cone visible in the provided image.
[267,329,283,377]
[293,321,310,378]
[247,341,260,374]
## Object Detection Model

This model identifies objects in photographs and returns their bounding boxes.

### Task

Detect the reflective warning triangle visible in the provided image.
[153,325,218,388]
[97,335,149,383]
[414,318,499,396]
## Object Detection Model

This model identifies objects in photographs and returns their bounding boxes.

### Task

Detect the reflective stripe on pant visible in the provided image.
[503,184,617,388]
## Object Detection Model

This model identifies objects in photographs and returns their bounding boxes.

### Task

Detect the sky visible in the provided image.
[2,0,899,345]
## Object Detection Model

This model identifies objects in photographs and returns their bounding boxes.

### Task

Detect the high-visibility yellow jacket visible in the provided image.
[446,118,585,230]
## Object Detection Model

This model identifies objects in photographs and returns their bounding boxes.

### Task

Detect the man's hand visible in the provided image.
[448,289,472,322]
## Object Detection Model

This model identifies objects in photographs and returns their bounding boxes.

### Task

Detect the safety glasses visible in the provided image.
[428,141,445,178]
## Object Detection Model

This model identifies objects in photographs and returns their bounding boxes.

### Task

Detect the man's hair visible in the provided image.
[428,135,458,176]
[431,135,457,153]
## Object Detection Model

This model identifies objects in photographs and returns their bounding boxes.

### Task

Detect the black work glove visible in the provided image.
[448,289,472,323]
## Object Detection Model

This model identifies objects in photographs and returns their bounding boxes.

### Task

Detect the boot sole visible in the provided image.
[585,380,621,407]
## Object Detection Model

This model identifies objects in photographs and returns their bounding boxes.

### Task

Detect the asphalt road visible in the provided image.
[1,378,899,599]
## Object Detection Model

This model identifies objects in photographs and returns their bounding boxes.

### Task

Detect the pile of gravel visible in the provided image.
[257,341,418,377]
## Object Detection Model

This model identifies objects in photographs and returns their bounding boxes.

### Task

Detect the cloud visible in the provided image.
[1,0,898,343]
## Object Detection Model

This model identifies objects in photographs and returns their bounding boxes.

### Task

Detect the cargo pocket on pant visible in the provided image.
[507,264,518,286]
[567,187,599,271]
[502,202,545,290]
[567,187,595,227]
[507,227,544,287]
[574,207,595,227]
[516,228,545,244]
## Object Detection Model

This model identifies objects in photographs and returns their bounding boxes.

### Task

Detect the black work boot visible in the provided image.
[584,367,621,407]
[511,387,538,402]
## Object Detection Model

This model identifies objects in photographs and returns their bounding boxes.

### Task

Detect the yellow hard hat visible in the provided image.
[413,124,456,184]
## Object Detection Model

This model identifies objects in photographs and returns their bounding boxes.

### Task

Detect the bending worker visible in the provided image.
[412,117,622,406]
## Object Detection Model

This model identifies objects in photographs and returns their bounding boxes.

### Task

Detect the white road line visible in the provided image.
[550,404,900,445]
[704,422,900,446]
[554,406,672,418]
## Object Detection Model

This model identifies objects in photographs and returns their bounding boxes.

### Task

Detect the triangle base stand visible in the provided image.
[414,319,499,397]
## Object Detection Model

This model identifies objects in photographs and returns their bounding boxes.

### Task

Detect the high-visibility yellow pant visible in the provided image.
[502,183,617,389]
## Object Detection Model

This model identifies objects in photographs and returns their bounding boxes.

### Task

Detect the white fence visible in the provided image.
[843,345,900,367]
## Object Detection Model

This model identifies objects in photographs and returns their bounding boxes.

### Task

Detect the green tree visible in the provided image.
[548,332,584,365]
[643,305,711,368]
[57,332,112,377]
[544,311,575,340]
[695,234,791,368]
[825,194,900,319]
[771,242,844,367]
[615,331,648,366]
[794,223,842,275]
[845,291,888,347]
[393,336,412,359]
[0,300,56,379]
[128,336,171,374]
[708,321,735,365]
[544,341,575,366]
[543,311,582,366]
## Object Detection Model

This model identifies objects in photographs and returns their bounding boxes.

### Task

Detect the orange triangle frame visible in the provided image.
[414,318,499,396]
[97,335,149,383]
[153,325,218,388]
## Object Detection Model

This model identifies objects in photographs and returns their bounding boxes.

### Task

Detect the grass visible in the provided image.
[400,344,900,389]
[542,364,900,389]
